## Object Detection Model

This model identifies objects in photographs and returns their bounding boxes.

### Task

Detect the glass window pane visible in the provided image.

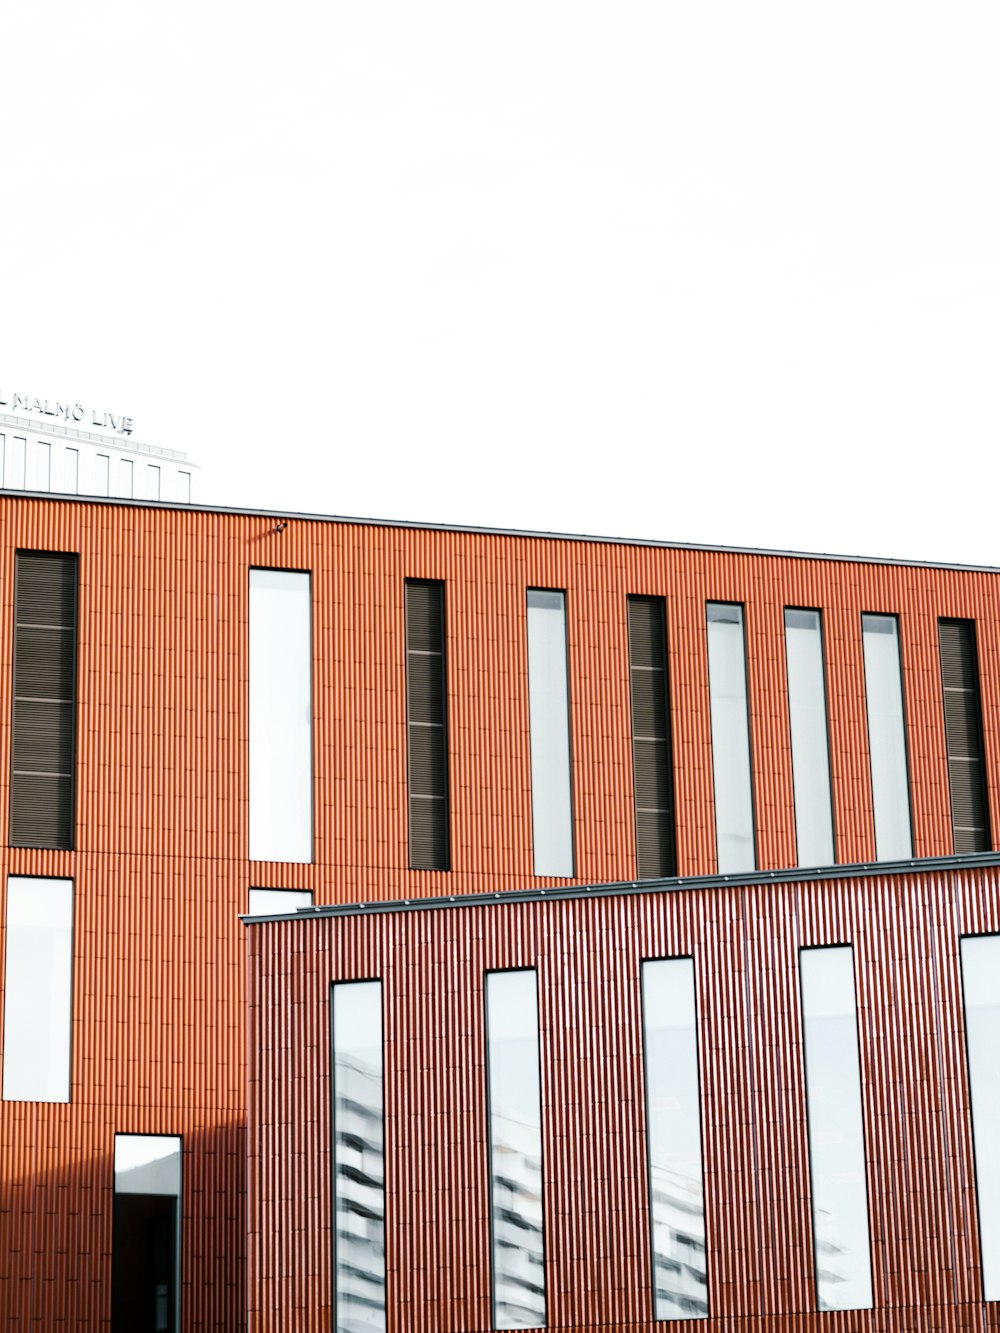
[861,614,912,859]
[115,1134,182,1197]
[784,609,835,867]
[486,970,546,1329]
[961,935,1000,1300]
[249,569,313,862]
[2,876,74,1102]
[114,1134,181,1332]
[641,958,708,1320]
[332,980,385,1333]
[706,604,755,872]
[526,589,574,876]
[800,947,873,1310]
[248,888,314,916]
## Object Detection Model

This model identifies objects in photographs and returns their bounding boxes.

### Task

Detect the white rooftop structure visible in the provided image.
[0,391,196,503]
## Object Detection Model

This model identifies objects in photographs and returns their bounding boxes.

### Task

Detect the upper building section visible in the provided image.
[0,391,196,504]
[0,492,998,899]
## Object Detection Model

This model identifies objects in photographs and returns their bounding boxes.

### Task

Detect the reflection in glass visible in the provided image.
[114,1134,182,1333]
[861,614,912,860]
[249,569,313,863]
[486,970,546,1329]
[784,610,835,867]
[247,888,314,916]
[526,589,575,877]
[800,947,872,1310]
[332,980,385,1333]
[2,877,74,1103]
[641,958,708,1320]
[706,604,755,872]
[961,936,1000,1299]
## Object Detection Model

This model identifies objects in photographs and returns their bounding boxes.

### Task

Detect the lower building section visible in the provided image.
[247,861,1000,1332]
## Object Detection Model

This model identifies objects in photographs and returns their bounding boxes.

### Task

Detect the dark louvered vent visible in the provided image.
[11,552,78,848]
[628,596,677,878]
[406,580,449,870]
[939,619,991,853]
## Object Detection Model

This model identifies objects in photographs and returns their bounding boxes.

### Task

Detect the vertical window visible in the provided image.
[940,620,991,852]
[249,569,313,863]
[178,471,191,502]
[27,441,51,490]
[960,935,1000,1299]
[53,445,79,494]
[148,464,161,501]
[800,947,872,1310]
[248,888,313,915]
[628,596,677,879]
[405,579,450,870]
[331,980,385,1333]
[2,877,74,1102]
[486,969,546,1329]
[861,614,912,860]
[784,609,836,867]
[705,603,755,872]
[10,551,78,848]
[95,452,110,495]
[641,957,708,1320]
[526,589,574,877]
[113,1134,182,1332]
[120,459,134,499]
[6,435,26,489]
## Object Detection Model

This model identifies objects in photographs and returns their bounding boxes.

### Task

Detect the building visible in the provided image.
[0,487,999,1330]
[0,392,196,503]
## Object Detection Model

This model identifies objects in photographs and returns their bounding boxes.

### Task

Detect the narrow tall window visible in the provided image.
[486,970,546,1329]
[95,453,110,495]
[6,436,26,489]
[27,441,50,490]
[641,957,708,1320]
[800,947,873,1310]
[148,464,161,501]
[178,471,191,502]
[940,620,991,852]
[960,935,1000,1299]
[526,590,574,876]
[248,888,313,916]
[10,551,78,849]
[113,1134,182,1333]
[331,980,385,1333]
[705,603,755,872]
[784,609,835,867]
[249,569,313,862]
[120,458,134,499]
[628,597,677,878]
[861,614,912,859]
[2,877,74,1103]
[405,580,449,870]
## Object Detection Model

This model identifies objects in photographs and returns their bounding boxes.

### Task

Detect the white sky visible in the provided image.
[2,3,999,563]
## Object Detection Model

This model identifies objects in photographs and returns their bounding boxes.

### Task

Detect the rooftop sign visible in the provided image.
[0,389,133,436]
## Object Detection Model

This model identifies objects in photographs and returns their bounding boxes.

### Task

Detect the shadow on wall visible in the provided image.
[0,1112,247,1331]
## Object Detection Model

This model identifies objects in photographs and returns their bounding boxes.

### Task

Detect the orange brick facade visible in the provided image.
[0,493,998,1327]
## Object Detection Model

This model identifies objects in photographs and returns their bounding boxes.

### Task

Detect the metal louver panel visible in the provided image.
[939,618,990,853]
[405,580,450,870]
[627,596,677,878]
[10,551,78,848]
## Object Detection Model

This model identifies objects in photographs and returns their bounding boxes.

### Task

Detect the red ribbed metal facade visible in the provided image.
[248,863,1000,1331]
[0,492,998,1326]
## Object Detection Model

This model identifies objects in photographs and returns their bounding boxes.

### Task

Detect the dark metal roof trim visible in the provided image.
[3,487,1000,575]
[241,850,1000,925]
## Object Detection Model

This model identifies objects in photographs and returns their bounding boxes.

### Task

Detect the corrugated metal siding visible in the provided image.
[0,496,999,1326]
[248,864,1000,1331]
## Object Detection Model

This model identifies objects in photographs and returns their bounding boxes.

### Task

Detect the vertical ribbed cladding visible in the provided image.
[5,493,1000,1327]
[249,864,1000,1330]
